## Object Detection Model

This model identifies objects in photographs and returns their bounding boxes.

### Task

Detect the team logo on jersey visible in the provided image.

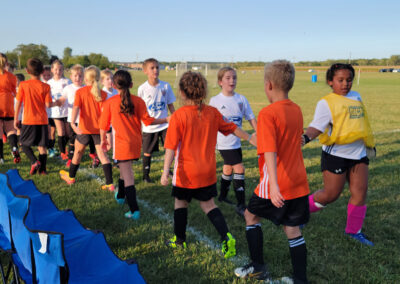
[348,106,364,119]
[148,102,166,112]
[229,116,242,126]
[221,105,226,110]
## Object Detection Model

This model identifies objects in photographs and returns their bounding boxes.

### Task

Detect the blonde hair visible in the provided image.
[0,53,7,74]
[51,59,63,69]
[100,69,113,82]
[84,65,102,102]
[217,66,236,84]
[264,60,295,93]
[142,58,158,69]
[70,64,84,75]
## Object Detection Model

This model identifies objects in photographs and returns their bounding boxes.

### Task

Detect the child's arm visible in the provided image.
[70,106,82,134]
[248,118,257,132]
[46,97,66,108]
[14,100,22,130]
[264,152,285,208]
[168,103,175,114]
[161,148,175,186]
[151,118,168,125]
[233,127,257,147]
[301,127,322,146]
[100,129,108,152]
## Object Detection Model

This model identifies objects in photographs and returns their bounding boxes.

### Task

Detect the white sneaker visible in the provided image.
[234,263,270,280]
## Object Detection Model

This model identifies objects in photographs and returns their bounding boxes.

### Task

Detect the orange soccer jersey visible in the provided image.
[74,86,107,134]
[254,99,309,200]
[0,71,17,117]
[99,94,155,160]
[165,105,237,189]
[16,79,52,125]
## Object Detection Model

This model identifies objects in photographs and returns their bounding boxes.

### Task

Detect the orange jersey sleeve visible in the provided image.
[254,100,309,200]
[0,71,17,117]
[16,80,51,125]
[165,105,237,189]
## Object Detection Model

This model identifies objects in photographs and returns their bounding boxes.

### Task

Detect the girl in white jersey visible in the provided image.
[302,63,375,246]
[209,67,257,217]
[47,60,71,160]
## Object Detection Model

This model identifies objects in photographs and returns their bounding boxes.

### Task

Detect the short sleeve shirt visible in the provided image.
[0,71,17,117]
[47,78,71,118]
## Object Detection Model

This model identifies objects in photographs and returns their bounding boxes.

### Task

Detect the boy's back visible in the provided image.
[255,99,309,200]
[16,79,52,125]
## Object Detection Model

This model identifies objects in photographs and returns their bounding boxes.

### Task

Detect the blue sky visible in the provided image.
[2,0,400,62]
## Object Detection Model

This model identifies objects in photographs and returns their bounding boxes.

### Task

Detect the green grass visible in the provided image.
[1,70,399,283]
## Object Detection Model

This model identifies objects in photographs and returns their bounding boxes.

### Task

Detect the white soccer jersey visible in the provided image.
[62,84,82,123]
[102,87,118,100]
[48,78,71,118]
[137,80,176,133]
[309,90,367,159]
[209,92,255,150]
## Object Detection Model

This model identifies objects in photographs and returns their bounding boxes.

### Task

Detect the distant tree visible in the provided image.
[63,47,73,59]
[5,51,19,67]
[88,53,112,69]
[13,43,51,67]
[388,55,400,66]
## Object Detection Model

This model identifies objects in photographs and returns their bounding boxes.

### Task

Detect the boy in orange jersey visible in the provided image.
[234,60,310,283]
[161,71,256,258]
[14,58,64,174]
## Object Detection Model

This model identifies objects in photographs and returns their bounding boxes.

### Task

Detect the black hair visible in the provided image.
[15,73,25,82]
[113,70,134,115]
[326,63,355,83]
[27,58,44,76]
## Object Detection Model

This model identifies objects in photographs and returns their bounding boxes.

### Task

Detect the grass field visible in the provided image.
[1,69,399,283]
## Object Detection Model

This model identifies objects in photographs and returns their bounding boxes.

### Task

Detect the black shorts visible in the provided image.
[20,124,49,147]
[53,117,67,123]
[321,151,369,174]
[172,183,218,203]
[48,118,55,127]
[142,129,167,154]
[219,148,243,165]
[247,193,310,226]
[77,134,100,146]
[0,117,13,121]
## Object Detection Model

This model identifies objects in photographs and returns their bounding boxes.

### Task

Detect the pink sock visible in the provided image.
[308,194,322,213]
[345,203,367,234]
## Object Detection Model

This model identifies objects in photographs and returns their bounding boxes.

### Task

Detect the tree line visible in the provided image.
[5,44,115,69]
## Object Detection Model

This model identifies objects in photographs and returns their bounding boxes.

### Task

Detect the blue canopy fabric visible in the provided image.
[3,169,145,284]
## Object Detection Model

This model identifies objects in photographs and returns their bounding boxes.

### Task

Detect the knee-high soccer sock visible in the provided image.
[246,224,264,265]
[8,134,18,151]
[102,163,113,185]
[345,203,367,234]
[288,236,307,283]
[22,146,37,164]
[38,154,47,172]
[207,208,229,241]
[125,185,139,212]
[69,163,80,178]
[174,208,188,241]
[219,174,232,200]
[233,173,245,206]
[49,139,55,150]
[88,139,96,155]
[0,140,3,158]
[117,178,125,199]
[142,155,151,178]
[68,143,75,160]
[57,136,68,154]
[308,194,324,213]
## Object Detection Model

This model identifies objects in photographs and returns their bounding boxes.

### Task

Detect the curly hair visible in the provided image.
[179,71,207,113]
[326,63,355,83]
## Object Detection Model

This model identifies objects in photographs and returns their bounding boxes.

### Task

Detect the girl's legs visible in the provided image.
[309,171,346,212]
[219,164,233,203]
[54,119,68,157]
[283,226,307,283]
[37,146,48,173]
[48,123,56,156]
[172,198,189,244]
[232,163,246,214]
[4,120,20,162]
[67,140,86,180]
[94,144,113,188]
[119,161,139,218]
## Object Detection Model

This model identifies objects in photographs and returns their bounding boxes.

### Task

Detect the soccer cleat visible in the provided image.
[48,148,55,158]
[12,149,21,163]
[165,235,187,249]
[59,170,75,185]
[0,158,4,164]
[60,152,69,160]
[30,161,41,175]
[101,184,115,192]
[114,191,125,205]
[345,232,374,246]
[124,211,140,220]
[234,263,271,280]
[143,175,153,183]
[221,232,236,258]
[235,204,246,217]
[38,171,48,176]
[66,159,72,168]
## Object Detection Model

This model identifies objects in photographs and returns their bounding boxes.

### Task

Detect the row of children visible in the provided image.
[0,53,375,283]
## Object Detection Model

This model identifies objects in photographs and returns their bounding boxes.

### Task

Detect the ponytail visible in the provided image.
[113,70,134,115]
[91,80,102,102]
[84,65,102,102]
[120,88,134,115]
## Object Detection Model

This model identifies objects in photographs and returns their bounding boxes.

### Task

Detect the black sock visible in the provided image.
[219,174,232,199]
[22,145,37,164]
[0,140,3,158]
[117,178,125,199]
[207,208,229,241]
[38,154,47,172]
[49,139,55,149]
[58,135,67,154]
[246,224,264,265]
[102,163,113,185]
[289,236,307,283]
[69,163,80,178]
[174,208,188,241]
[125,185,139,212]
[88,138,96,154]
[143,155,151,177]
[233,173,245,206]
[17,135,20,145]
[8,134,18,150]
[68,144,75,160]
